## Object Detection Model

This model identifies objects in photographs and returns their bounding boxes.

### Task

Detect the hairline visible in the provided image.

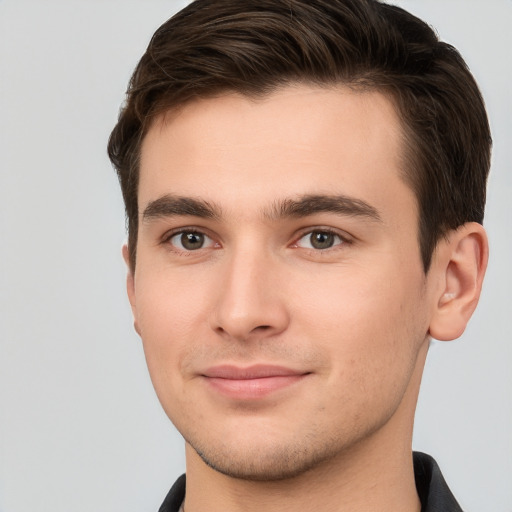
[128,80,426,272]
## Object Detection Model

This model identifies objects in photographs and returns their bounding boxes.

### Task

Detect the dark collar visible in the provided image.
[158,474,185,512]
[414,451,463,511]
[159,452,463,512]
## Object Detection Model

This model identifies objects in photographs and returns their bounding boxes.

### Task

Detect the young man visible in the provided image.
[108,1,490,510]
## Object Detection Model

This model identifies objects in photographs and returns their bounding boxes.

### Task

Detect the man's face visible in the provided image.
[129,85,437,480]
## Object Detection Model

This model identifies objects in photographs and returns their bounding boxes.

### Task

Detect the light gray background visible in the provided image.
[1,1,510,511]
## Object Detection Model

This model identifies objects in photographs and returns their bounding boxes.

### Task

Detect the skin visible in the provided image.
[125,85,488,512]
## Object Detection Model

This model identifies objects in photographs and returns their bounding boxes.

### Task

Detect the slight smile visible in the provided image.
[201,365,311,400]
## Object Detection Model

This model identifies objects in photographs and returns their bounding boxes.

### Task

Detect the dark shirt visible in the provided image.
[159,451,463,512]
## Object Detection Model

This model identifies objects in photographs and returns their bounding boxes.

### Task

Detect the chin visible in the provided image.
[185,431,347,482]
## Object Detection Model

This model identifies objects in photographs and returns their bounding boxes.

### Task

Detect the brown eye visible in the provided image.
[169,231,213,251]
[296,230,344,250]
[310,231,336,249]
[181,232,204,250]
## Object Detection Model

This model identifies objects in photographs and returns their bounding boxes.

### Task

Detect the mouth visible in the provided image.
[200,364,310,400]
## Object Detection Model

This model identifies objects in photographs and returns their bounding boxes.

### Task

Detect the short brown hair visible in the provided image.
[108,0,491,271]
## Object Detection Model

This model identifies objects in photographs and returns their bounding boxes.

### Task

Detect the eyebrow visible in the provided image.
[268,194,382,222]
[141,193,381,223]
[142,195,221,222]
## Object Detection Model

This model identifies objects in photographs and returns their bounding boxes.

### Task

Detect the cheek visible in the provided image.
[133,272,212,387]
[136,265,212,334]
[292,264,428,374]
[296,273,427,427]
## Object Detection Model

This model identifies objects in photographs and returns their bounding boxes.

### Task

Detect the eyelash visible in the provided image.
[292,228,352,254]
[161,227,352,254]
[161,228,218,253]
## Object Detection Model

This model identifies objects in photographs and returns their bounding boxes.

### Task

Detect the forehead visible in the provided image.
[138,85,411,219]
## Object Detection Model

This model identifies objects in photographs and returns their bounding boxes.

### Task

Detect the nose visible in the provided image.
[210,247,290,343]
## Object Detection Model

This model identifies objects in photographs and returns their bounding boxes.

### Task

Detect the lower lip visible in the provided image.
[204,375,307,400]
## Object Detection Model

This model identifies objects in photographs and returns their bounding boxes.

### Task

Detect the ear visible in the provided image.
[428,223,488,341]
[122,244,141,336]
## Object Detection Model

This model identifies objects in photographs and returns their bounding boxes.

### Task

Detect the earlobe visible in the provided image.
[428,223,488,341]
[122,244,141,336]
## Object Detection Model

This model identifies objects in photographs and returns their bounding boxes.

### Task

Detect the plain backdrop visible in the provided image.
[1,1,511,511]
